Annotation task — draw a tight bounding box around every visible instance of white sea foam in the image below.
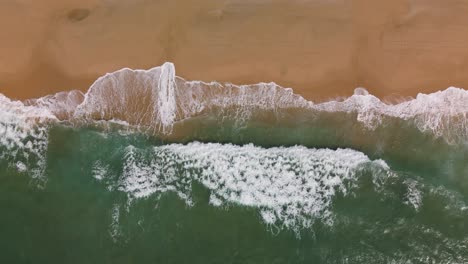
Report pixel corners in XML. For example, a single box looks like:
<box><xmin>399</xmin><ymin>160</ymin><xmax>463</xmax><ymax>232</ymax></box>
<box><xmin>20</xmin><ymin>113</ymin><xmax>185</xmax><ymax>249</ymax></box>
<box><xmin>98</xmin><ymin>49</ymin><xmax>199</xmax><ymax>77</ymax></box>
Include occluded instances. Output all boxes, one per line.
<box><xmin>118</xmin><ymin>145</ymin><xmax>193</xmax><ymax>204</ymax></box>
<box><xmin>73</xmin><ymin>62</ymin><xmax>310</xmax><ymax>133</ymax></box>
<box><xmin>92</xmin><ymin>161</ymin><xmax>108</xmax><ymax>181</ymax></box>
<box><xmin>156</xmin><ymin>62</ymin><xmax>177</xmax><ymax>133</ymax></box>
<box><xmin>25</xmin><ymin>90</ymin><xmax>84</xmax><ymax>120</ymax></box>
<box><xmin>109</xmin><ymin>204</ymin><xmax>122</xmax><ymax>242</ymax></box>
<box><xmin>102</xmin><ymin>142</ymin><xmax>391</xmax><ymax>231</ymax></box>
<box><xmin>316</xmin><ymin>87</ymin><xmax>468</xmax><ymax>144</ymax></box>
<box><xmin>0</xmin><ymin>94</ymin><xmax>56</xmax><ymax>179</ymax></box>
<box><xmin>404</xmin><ymin>179</ymin><xmax>423</xmax><ymax>211</ymax></box>
<box><xmin>68</xmin><ymin>62</ymin><xmax>467</xmax><ymax>143</ymax></box>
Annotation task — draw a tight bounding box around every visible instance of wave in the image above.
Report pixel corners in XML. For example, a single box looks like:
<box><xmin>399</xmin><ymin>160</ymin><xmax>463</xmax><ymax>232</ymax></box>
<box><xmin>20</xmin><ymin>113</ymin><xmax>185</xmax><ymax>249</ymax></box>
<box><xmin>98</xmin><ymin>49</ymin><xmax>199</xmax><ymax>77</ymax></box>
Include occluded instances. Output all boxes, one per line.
<box><xmin>316</xmin><ymin>87</ymin><xmax>468</xmax><ymax>144</ymax></box>
<box><xmin>71</xmin><ymin>63</ymin><xmax>310</xmax><ymax>135</ymax></box>
<box><xmin>92</xmin><ymin>142</ymin><xmax>392</xmax><ymax>232</ymax></box>
<box><xmin>9</xmin><ymin>62</ymin><xmax>466</xmax><ymax>144</ymax></box>
<box><xmin>0</xmin><ymin>63</ymin><xmax>466</xmax><ymax>262</ymax></box>
<box><xmin>0</xmin><ymin>62</ymin><xmax>467</xmax><ymax>179</ymax></box>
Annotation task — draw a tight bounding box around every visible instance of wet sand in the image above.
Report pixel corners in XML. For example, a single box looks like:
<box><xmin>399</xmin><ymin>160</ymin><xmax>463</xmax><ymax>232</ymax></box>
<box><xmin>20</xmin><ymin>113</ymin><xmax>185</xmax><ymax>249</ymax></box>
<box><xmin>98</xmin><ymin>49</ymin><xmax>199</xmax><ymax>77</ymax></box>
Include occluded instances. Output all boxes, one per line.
<box><xmin>1</xmin><ymin>0</ymin><xmax>468</xmax><ymax>101</ymax></box>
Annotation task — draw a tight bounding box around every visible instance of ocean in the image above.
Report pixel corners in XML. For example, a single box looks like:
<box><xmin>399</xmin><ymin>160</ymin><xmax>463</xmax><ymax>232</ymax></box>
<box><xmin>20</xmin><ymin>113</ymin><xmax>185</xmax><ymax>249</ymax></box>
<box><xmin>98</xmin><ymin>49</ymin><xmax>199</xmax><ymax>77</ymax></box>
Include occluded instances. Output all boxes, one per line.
<box><xmin>0</xmin><ymin>63</ymin><xmax>467</xmax><ymax>263</ymax></box>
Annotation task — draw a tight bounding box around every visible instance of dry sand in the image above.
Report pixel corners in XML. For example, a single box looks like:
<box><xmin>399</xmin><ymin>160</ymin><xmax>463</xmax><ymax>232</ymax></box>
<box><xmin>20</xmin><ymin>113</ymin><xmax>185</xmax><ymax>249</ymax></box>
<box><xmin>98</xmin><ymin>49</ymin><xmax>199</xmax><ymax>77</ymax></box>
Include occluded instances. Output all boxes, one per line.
<box><xmin>1</xmin><ymin>0</ymin><xmax>468</xmax><ymax>101</ymax></box>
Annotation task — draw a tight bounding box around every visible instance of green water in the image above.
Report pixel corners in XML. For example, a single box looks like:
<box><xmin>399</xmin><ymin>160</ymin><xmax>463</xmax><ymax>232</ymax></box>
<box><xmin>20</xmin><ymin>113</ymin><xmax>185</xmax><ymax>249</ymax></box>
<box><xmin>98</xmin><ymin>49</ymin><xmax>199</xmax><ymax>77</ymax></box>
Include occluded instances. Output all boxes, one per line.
<box><xmin>1</xmin><ymin>122</ymin><xmax>467</xmax><ymax>264</ymax></box>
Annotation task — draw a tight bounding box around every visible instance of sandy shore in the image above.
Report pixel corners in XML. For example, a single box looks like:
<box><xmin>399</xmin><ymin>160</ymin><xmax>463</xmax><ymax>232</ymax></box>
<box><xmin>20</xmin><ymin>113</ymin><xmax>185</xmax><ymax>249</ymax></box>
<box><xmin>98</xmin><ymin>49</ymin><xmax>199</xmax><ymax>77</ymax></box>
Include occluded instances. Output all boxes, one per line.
<box><xmin>1</xmin><ymin>0</ymin><xmax>468</xmax><ymax>101</ymax></box>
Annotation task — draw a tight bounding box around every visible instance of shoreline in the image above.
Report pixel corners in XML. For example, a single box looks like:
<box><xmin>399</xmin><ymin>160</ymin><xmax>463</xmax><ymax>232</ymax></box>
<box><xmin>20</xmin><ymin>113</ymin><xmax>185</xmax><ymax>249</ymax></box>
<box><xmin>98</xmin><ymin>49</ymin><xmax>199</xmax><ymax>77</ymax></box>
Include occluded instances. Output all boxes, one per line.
<box><xmin>3</xmin><ymin>60</ymin><xmax>467</xmax><ymax>104</ymax></box>
<box><xmin>3</xmin><ymin>63</ymin><xmax>466</xmax><ymax>105</ymax></box>
<box><xmin>3</xmin><ymin>0</ymin><xmax>468</xmax><ymax>101</ymax></box>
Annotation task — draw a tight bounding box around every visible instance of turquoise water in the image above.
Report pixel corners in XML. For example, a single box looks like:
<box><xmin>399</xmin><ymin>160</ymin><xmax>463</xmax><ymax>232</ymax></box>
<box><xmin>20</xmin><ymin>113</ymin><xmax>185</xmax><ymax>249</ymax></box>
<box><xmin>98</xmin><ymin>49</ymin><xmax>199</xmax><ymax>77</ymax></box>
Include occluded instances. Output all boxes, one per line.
<box><xmin>0</xmin><ymin>63</ymin><xmax>467</xmax><ymax>263</ymax></box>
<box><xmin>0</xmin><ymin>120</ymin><xmax>467</xmax><ymax>263</ymax></box>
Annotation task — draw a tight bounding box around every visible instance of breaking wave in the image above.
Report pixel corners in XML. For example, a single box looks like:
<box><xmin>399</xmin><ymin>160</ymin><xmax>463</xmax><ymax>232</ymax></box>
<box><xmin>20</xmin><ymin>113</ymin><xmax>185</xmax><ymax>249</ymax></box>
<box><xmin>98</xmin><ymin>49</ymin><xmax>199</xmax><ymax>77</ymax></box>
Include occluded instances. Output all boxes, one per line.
<box><xmin>92</xmin><ymin>142</ymin><xmax>393</xmax><ymax>232</ymax></box>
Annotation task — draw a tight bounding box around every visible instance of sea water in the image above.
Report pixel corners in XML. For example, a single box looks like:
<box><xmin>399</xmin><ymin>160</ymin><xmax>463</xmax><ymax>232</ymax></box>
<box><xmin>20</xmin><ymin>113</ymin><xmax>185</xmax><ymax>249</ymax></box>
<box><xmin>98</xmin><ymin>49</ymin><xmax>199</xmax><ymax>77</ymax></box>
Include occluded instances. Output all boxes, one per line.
<box><xmin>0</xmin><ymin>63</ymin><xmax>467</xmax><ymax>263</ymax></box>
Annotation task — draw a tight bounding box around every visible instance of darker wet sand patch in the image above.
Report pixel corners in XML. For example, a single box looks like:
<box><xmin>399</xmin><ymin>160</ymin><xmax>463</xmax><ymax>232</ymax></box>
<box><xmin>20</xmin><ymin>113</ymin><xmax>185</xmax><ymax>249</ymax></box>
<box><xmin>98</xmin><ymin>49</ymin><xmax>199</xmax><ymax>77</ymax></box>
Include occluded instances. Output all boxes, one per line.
<box><xmin>67</xmin><ymin>8</ymin><xmax>90</xmax><ymax>22</ymax></box>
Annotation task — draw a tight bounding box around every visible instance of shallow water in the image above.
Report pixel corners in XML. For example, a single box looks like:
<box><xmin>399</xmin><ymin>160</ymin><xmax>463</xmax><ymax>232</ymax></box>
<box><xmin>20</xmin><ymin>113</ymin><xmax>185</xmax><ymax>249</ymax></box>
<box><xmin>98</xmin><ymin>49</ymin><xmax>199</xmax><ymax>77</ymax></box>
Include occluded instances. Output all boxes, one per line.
<box><xmin>0</xmin><ymin>63</ymin><xmax>467</xmax><ymax>263</ymax></box>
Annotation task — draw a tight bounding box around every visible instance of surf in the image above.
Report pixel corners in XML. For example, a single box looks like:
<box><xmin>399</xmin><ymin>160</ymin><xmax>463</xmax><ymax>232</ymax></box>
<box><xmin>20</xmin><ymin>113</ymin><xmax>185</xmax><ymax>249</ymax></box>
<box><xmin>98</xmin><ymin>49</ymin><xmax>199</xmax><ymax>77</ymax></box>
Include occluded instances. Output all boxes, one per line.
<box><xmin>0</xmin><ymin>65</ymin><xmax>467</xmax><ymax>262</ymax></box>
<box><xmin>4</xmin><ymin>62</ymin><xmax>464</xmax><ymax>143</ymax></box>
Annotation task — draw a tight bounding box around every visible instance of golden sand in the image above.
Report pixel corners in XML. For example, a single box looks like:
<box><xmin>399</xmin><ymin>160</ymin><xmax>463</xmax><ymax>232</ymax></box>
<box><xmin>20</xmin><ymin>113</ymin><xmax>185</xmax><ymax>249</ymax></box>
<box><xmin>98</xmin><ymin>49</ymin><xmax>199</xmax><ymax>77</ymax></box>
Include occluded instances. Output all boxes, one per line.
<box><xmin>1</xmin><ymin>0</ymin><xmax>468</xmax><ymax>101</ymax></box>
